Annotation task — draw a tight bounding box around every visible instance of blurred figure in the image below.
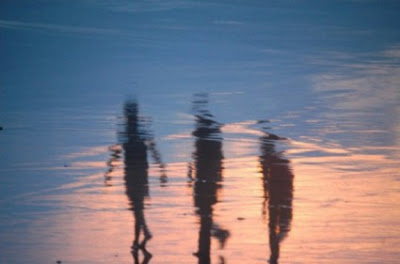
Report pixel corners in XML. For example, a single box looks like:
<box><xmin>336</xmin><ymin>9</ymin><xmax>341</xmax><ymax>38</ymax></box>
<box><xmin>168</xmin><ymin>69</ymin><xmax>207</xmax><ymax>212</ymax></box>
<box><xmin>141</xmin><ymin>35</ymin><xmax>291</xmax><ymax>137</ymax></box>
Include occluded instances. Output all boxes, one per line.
<box><xmin>259</xmin><ymin>132</ymin><xmax>294</xmax><ymax>264</ymax></box>
<box><xmin>121</xmin><ymin>100</ymin><xmax>152</xmax><ymax>264</ymax></box>
<box><xmin>191</xmin><ymin>93</ymin><xmax>229</xmax><ymax>264</ymax></box>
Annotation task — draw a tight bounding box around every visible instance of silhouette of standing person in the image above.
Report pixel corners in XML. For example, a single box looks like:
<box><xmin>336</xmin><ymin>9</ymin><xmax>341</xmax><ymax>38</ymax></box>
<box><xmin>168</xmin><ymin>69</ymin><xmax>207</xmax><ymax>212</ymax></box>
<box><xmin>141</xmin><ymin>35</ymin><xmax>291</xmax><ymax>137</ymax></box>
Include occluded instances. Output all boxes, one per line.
<box><xmin>190</xmin><ymin>93</ymin><xmax>229</xmax><ymax>264</ymax></box>
<box><xmin>122</xmin><ymin>100</ymin><xmax>152</xmax><ymax>264</ymax></box>
<box><xmin>259</xmin><ymin>132</ymin><xmax>294</xmax><ymax>264</ymax></box>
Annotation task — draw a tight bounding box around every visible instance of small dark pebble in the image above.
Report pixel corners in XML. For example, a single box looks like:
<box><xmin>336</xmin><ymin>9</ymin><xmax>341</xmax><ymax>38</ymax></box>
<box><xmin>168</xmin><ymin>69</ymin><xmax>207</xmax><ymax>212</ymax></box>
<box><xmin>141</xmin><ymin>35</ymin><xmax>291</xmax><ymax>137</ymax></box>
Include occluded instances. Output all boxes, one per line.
<box><xmin>0</xmin><ymin>126</ymin><xmax>3</xmax><ymax>130</ymax></box>
<box><xmin>56</xmin><ymin>261</ymin><xmax>62</xmax><ymax>264</ymax></box>
<box><xmin>64</xmin><ymin>164</ymin><xmax>69</xmax><ymax>167</ymax></box>
<box><xmin>237</xmin><ymin>217</ymin><xmax>245</xmax><ymax>221</ymax></box>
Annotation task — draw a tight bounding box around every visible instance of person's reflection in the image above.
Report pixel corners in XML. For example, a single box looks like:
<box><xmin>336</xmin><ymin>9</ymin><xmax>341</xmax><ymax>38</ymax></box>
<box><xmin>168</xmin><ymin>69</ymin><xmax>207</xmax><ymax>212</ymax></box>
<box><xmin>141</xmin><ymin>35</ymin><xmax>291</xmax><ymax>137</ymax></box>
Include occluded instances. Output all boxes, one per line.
<box><xmin>104</xmin><ymin>144</ymin><xmax>122</xmax><ymax>186</ymax></box>
<box><xmin>259</xmin><ymin>132</ymin><xmax>293</xmax><ymax>264</ymax></box>
<box><xmin>191</xmin><ymin>93</ymin><xmax>229</xmax><ymax>264</ymax></box>
<box><xmin>122</xmin><ymin>100</ymin><xmax>152</xmax><ymax>264</ymax></box>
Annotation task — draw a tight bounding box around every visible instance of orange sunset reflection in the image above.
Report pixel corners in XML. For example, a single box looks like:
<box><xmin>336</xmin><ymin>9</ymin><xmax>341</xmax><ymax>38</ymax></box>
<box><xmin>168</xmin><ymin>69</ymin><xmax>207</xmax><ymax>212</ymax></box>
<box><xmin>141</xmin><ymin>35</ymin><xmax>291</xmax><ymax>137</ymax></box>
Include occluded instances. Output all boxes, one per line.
<box><xmin>26</xmin><ymin>92</ymin><xmax>400</xmax><ymax>264</ymax></box>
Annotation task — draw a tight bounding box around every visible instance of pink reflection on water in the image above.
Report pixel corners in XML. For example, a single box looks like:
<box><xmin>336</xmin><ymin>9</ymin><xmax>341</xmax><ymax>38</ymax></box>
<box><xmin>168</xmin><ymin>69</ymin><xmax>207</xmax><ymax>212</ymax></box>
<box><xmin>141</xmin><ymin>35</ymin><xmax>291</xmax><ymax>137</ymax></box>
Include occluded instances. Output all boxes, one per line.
<box><xmin>25</xmin><ymin>134</ymin><xmax>400</xmax><ymax>263</ymax></box>
<box><xmin>20</xmin><ymin>94</ymin><xmax>400</xmax><ymax>264</ymax></box>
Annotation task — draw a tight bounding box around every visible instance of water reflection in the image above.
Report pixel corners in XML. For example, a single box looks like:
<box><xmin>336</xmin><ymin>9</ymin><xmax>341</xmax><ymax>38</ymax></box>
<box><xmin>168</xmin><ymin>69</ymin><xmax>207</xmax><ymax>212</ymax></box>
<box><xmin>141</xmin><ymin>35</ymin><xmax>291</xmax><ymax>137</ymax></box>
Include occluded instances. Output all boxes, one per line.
<box><xmin>259</xmin><ymin>131</ymin><xmax>294</xmax><ymax>264</ymax></box>
<box><xmin>191</xmin><ymin>93</ymin><xmax>229</xmax><ymax>264</ymax></box>
<box><xmin>121</xmin><ymin>100</ymin><xmax>152</xmax><ymax>264</ymax></box>
<box><xmin>104</xmin><ymin>144</ymin><xmax>122</xmax><ymax>186</ymax></box>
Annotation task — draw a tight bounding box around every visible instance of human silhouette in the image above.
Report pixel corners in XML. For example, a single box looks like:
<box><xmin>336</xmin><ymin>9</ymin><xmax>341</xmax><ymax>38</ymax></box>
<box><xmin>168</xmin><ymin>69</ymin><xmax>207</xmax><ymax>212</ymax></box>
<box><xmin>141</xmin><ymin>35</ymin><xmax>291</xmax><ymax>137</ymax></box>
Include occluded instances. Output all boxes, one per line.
<box><xmin>259</xmin><ymin>131</ymin><xmax>294</xmax><ymax>264</ymax></box>
<box><xmin>191</xmin><ymin>93</ymin><xmax>229</xmax><ymax>264</ymax></box>
<box><xmin>122</xmin><ymin>100</ymin><xmax>152</xmax><ymax>264</ymax></box>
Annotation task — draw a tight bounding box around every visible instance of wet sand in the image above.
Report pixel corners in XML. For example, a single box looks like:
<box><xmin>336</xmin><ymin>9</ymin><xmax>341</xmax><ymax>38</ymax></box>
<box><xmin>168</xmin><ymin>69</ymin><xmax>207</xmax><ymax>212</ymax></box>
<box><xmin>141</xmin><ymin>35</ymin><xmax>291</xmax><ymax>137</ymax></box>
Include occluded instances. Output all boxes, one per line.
<box><xmin>1</xmin><ymin>1</ymin><xmax>400</xmax><ymax>263</ymax></box>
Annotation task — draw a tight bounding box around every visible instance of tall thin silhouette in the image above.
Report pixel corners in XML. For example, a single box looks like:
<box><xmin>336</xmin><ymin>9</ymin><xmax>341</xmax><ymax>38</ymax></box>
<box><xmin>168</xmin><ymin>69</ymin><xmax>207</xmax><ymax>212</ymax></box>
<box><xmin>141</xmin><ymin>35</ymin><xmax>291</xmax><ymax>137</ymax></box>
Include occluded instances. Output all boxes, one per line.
<box><xmin>191</xmin><ymin>93</ymin><xmax>229</xmax><ymax>264</ymax></box>
<box><xmin>122</xmin><ymin>100</ymin><xmax>152</xmax><ymax>264</ymax></box>
<box><xmin>259</xmin><ymin>132</ymin><xmax>294</xmax><ymax>264</ymax></box>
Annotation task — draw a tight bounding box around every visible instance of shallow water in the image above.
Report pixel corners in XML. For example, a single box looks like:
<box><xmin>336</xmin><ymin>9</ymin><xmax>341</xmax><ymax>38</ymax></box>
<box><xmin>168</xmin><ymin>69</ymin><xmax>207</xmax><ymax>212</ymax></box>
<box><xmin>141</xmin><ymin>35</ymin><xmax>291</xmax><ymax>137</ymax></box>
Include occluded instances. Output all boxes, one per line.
<box><xmin>1</xmin><ymin>1</ymin><xmax>400</xmax><ymax>263</ymax></box>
